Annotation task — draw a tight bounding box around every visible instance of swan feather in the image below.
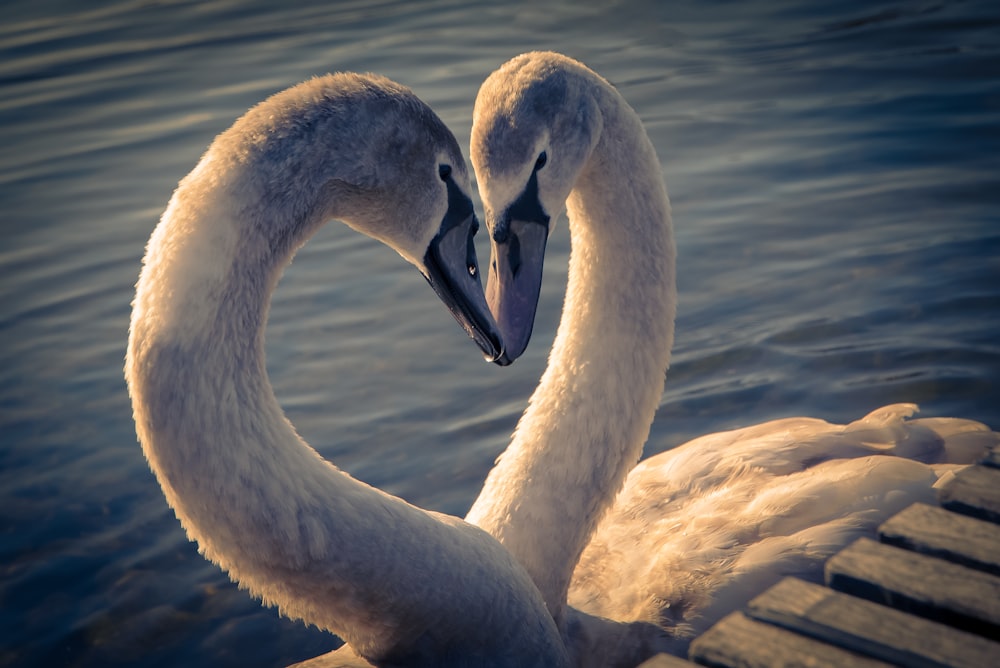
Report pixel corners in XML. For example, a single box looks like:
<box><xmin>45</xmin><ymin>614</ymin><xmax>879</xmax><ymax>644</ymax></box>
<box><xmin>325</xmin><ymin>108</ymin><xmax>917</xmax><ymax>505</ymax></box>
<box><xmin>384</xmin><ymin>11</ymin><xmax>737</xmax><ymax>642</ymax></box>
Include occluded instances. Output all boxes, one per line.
<box><xmin>468</xmin><ymin>52</ymin><xmax>999</xmax><ymax>664</ymax></box>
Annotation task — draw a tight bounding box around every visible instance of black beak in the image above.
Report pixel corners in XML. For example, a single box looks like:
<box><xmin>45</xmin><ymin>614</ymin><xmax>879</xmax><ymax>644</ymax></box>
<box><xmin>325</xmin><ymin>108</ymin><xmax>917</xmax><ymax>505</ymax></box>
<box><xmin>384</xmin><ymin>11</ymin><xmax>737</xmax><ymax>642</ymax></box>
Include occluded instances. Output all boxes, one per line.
<box><xmin>423</xmin><ymin>178</ymin><xmax>504</xmax><ymax>363</ymax></box>
<box><xmin>486</xmin><ymin>169</ymin><xmax>550</xmax><ymax>366</ymax></box>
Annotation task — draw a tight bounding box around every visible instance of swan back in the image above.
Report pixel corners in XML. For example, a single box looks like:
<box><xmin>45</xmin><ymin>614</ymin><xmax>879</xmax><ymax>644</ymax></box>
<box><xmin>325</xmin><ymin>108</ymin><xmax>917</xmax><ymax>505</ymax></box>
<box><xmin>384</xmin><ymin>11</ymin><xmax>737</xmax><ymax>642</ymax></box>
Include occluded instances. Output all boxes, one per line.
<box><xmin>569</xmin><ymin>404</ymin><xmax>998</xmax><ymax>646</ymax></box>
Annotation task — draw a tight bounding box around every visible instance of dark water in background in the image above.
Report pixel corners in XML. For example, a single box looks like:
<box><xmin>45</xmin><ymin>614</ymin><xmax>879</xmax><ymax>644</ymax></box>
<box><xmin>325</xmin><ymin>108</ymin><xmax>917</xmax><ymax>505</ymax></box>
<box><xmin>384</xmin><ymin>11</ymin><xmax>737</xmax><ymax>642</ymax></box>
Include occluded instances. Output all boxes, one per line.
<box><xmin>1</xmin><ymin>0</ymin><xmax>998</xmax><ymax>665</ymax></box>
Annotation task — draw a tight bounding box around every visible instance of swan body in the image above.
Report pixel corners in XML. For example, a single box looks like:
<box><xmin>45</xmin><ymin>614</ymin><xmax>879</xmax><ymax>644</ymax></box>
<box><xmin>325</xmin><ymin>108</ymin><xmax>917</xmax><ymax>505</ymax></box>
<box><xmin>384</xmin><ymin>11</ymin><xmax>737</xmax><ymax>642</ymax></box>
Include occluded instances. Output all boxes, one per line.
<box><xmin>570</xmin><ymin>404</ymin><xmax>992</xmax><ymax>645</ymax></box>
<box><xmin>467</xmin><ymin>52</ymin><xmax>998</xmax><ymax>663</ymax></box>
<box><xmin>126</xmin><ymin>73</ymin><xmax>569</xmax><ymax>667</ymax></box>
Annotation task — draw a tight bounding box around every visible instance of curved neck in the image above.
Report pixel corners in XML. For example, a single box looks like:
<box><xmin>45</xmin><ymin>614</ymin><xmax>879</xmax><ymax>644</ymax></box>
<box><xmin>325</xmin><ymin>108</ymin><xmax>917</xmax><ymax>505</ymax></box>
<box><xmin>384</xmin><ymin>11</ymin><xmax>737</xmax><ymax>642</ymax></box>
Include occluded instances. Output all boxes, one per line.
<box><xmin>468</xmin><ymin>83</ymin><xmax>676</xmax><ymax>623</ymax></box>
<box><xmin>126</xmin><ymin>182</ymin><xmax>567</xmax><ymax>665</ymax></box>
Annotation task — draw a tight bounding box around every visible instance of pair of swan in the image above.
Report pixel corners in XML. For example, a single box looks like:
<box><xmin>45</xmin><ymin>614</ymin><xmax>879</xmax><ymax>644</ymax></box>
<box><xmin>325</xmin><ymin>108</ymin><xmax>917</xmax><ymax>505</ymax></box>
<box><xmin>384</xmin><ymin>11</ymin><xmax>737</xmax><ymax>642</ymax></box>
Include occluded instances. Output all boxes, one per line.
<box><xmin>126</xmin><ymin>54</ymin><xmax>998</xmax><ymax>667</ymax></box>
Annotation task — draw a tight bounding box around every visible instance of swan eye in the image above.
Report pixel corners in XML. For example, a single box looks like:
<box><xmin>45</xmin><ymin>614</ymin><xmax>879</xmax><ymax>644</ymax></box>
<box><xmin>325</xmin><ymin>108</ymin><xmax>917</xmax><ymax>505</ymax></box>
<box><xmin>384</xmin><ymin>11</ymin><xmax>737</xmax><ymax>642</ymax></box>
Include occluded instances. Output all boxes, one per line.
<box><xmin>439</xmin><ymin>164</ymin><xmax>452</xmax><ymax>181</ymax></box>
<box><xmin>534</xmin><ymin>152</ymin><xmax>547</xmax><ymax>171</ymax></box>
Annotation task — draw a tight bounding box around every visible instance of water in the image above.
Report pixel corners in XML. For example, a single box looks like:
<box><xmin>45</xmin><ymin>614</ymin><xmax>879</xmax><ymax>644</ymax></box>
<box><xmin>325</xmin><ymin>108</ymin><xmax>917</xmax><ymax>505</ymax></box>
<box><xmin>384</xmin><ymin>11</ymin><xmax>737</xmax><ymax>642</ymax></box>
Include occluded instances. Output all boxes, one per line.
<box><xmin>1</xmin><ymin>0</ymin><xmax>998</xmax><ymax>665</ymax></box>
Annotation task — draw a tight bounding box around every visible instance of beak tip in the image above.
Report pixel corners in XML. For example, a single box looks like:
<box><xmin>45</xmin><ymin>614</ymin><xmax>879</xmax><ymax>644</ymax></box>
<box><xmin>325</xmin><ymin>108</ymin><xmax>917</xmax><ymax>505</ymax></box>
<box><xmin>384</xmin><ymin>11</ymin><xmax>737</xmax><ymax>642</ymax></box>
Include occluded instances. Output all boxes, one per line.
<box><xmin>489</xmin><ymin>350</ymin><xmax>515</xmax><ymax>366</ymax></box>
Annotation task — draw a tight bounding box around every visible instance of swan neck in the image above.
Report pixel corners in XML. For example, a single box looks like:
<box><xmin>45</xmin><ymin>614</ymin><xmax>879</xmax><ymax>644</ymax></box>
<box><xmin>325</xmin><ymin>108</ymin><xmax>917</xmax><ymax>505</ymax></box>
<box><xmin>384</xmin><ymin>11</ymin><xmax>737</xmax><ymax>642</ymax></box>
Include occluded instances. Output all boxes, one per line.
<box><xmin>126</xmin><ymin>187</ymin><xmax>568</xmax><ymax>663</ymax></box>
<box><xmin>127</xmin><ymin>188</ymin><xmax>362</xmax><ymax>630</ymax></box>
<box><xmin>469</xmin><ymin>80</ymin><xmax>676</xmax><ymax>623</ymax></box>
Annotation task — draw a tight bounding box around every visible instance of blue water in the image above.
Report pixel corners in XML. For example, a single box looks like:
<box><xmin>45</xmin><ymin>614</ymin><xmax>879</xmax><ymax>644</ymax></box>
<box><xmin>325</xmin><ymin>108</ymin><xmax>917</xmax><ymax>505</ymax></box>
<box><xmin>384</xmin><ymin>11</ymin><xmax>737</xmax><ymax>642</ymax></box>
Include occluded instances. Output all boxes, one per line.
<box><xmin>1</xmin><ymin>0</ymin><xmax>998</xmax><ymax>665</ymax></box>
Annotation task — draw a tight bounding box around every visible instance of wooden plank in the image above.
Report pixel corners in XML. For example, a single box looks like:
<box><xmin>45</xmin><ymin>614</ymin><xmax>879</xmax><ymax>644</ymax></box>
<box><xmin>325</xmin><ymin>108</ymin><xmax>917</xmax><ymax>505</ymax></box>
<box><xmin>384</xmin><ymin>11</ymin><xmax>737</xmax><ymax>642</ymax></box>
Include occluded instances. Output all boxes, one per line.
<box><xmin>689</xmin><ymin>611</ymin><xmax>892</xmax><ymax>668</ymax></box>
<box><xmin>746</xmin><ymin>577</ymin><xmax>1000</xmax><ymax>668</ymax></box>
<box><xmin>826</xmin><ymin>537</ymin><xmax>1000</xmax><ymax>639</ymax></box>
<box><xmin>879</xmin><ymin>502</ymin><xmax>1000</xmax><ymax>576</ymax></box>
<box><xmin>938</xmin><ymin>465</ymin><xmax>1000</xmax><ymax>524</ymax></box>
<box><xmin>636</xmin><ymin>653</ymin><xmax>700</xmax><ymax>668</ymax></box>
<box><xmin>289</xmin><ymin>646</ymin><xmax>373</xmax><ymax>667</ymax></box>
<box><xmin>293</xmin><ymin>644</ymin><xmax>703</xmax><ymax>668</ymax></box>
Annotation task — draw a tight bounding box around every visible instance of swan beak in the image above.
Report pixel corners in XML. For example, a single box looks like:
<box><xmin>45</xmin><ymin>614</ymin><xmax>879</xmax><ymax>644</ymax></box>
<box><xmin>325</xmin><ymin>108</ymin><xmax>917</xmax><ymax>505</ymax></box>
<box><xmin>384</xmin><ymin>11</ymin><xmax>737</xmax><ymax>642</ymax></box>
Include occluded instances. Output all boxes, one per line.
<box><xmin>486</xmin><ymin>172</ymin><xmax>550</xmax><ymax>366</ymax></box>
<box><xmin>423</xmin><ymin>183</ymin><xmax>505</xmax><ymax>363</ymax></box>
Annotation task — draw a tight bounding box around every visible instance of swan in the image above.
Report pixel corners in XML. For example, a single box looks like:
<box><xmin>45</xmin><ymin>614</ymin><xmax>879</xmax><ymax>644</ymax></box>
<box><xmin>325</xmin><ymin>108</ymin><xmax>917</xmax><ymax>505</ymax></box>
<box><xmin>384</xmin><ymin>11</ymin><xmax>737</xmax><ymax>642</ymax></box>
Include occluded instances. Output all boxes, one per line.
<box><xmin>465</xmin><ymin>51</ymin><xmax>998</xmax><ymax>663</ymax></box>
<box><xmin>124</xmin><ymin>73</ymin><xmax>572</xmax><ymax>667</ymax></box>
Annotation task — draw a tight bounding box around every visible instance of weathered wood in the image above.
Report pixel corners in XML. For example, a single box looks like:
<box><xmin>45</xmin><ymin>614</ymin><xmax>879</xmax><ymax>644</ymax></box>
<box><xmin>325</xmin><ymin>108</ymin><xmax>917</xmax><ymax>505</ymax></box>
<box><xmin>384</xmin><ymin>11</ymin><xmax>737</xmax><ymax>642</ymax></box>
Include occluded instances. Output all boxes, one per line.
<box><xmin>689</xmin><ymin>611</ymin><xmax>892</xmax><ymax>667</ymax></box>
<box><xmin>636</xmin><ymin>653</ymin><xmax>700</xmax><ymax>668</ymax></box>
<box><xmin>826</xmin><ymin>537</ymin><xmax>1000</xmax><ymax>639</ymax></box>
<box><xmin>747</xmin><ymin>576</ymin><xmax>1000</xmax><ymax>668</ymax></box>
<box><xmin>938</xmin><ymin>465</ymin><xmax>1000</xmax><ymax>524</ymax></box>
<box><xmin>879</xmin><ymin>502</ymin><xmax>1000</xmax><ymax>576</ymax></box>
<box><xmin>288</xmin><ymin>645</ymin><xmax>372</xmax><ymax>667</ymax></box>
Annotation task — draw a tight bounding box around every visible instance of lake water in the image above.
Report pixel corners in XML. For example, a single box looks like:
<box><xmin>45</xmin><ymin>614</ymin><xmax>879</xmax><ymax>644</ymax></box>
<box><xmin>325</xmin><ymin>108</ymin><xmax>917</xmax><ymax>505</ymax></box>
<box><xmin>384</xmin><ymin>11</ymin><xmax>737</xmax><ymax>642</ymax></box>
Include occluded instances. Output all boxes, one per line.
<box><xmin>2</xmin><ymin>0</ymin><xmax>998</xmax><ymax>665</ymax></box>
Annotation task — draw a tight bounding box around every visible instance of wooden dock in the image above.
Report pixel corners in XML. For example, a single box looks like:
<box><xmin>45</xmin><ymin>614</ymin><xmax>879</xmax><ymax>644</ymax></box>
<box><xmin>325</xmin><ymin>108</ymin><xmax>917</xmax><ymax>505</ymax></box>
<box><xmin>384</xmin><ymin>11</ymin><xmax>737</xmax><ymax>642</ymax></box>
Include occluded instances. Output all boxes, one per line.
<box><xmin>294</xmin><ymin>448</ymin><xmax>1000</xmax><ymax>667</ymax></box>
<box><xmin>646</xmin><ymin>446</ymin><xmax>1000</xmax><ymax>668</ymax></box>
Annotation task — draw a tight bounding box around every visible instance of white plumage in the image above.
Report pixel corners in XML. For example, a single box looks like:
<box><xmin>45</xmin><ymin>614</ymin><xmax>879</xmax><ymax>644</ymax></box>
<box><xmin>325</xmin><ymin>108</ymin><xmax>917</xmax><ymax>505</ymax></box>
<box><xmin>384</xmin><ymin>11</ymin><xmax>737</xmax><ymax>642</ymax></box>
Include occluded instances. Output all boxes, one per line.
<box><xmin>124</xmin><ymin>59</ymin><xmax>997</xmax><ymax>668</ymax></box>
<box><xmin>467</xmin><ymin>52</ymin><xmax>998</xmax><ymax>664</ymax></box>
<box><xmin>125</xmin><ymin>73</ymin><xmax>569</xmax><ymax>668</ymax></box>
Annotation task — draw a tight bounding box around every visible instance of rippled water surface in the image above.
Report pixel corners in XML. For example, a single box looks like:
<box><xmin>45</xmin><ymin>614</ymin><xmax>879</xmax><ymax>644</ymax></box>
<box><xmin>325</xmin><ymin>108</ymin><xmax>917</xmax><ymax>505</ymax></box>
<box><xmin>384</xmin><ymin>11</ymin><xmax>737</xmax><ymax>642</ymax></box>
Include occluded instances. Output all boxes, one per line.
<box><xmin>2</xmin><ymin>1</ymin><xmax>998</xmax><ymax>665</ymax></box>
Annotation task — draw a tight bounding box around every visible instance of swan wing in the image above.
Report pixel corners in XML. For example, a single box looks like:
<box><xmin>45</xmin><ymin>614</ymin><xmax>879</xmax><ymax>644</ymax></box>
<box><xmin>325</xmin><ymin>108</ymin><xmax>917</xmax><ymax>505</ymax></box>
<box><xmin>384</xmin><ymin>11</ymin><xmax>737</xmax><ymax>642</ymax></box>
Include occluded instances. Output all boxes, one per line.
<box><xmin>569</xmin><ymin>404</ymin><xmax>998</xmax><ymax>645</ymax></box>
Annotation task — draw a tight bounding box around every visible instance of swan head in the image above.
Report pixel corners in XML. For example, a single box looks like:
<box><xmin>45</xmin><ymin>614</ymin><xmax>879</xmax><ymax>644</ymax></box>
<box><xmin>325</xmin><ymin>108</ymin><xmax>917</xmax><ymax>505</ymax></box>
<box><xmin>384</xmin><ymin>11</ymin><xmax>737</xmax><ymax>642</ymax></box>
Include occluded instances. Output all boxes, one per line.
<box><xmin>202</xmin><ymin>73</ymin><xmax>504</xmax><ymax>361</ymax></box>
<box><xmin>470</xmin><ymin>53</ymin><xmax>603</xmax><ymax>364</ymax></box>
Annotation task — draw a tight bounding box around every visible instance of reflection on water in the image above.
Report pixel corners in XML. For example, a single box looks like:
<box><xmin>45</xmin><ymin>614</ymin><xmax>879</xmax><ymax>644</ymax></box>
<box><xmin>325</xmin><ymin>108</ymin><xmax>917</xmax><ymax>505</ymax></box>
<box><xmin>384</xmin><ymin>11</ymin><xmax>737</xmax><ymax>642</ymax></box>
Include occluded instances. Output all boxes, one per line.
<box><xmin>1</xmin><ymin>0</ymin><xmax>998</xmax><ymax>665</ymax></box>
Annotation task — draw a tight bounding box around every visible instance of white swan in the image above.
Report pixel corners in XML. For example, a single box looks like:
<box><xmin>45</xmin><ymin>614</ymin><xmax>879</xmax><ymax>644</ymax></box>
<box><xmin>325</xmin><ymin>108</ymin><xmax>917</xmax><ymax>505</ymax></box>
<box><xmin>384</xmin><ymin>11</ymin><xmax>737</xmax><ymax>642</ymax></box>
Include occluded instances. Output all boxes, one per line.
<box><xmin>466</xmin><ymin>52</ymin><xmax>998</xmax><ymax>664</ymax></box>
<box><xmin>124</xmin><ymin>73</ymin><xmax>572</xmax><ymax>667</ymax></box>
